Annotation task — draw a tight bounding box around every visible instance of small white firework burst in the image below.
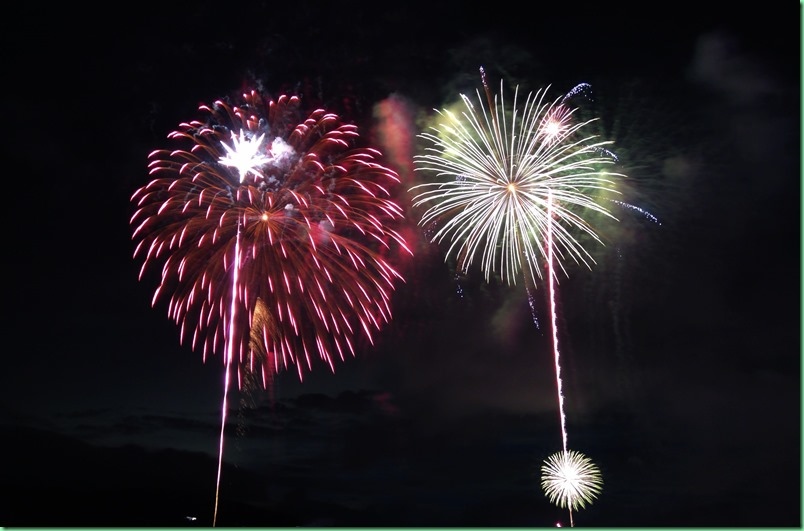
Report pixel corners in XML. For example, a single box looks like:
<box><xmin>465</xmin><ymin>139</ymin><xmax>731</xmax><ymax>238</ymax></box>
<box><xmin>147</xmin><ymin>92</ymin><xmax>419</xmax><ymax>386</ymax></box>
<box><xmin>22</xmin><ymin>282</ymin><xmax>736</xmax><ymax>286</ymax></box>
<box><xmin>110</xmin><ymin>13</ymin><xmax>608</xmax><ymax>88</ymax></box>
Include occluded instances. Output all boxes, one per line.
<box><xmin>541</xmin><ymin>449</ymin><xmax>603</xmax><ymax>511</ymax></box>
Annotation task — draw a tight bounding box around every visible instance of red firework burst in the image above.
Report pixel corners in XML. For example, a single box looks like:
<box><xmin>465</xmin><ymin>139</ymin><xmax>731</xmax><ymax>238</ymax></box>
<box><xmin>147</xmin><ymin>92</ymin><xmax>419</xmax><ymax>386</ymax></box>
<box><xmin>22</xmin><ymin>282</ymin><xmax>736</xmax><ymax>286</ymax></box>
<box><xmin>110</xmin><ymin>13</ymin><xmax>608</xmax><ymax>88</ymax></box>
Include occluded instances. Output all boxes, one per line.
<box><xmin>130</xmin><ymin>89</ymin><xmax>412</xmax><ymax>386</ymax></box>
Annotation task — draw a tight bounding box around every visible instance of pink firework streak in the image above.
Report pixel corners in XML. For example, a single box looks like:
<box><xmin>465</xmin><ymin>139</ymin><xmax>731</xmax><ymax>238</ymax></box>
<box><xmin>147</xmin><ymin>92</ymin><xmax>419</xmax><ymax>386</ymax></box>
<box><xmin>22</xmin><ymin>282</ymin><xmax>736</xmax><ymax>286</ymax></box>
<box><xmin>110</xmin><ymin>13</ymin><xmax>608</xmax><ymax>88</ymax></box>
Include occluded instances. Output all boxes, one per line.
<box><xmin>547</xmin><ymin>191</ymin><xmax>568</xmax><ymax>455</ymax></box>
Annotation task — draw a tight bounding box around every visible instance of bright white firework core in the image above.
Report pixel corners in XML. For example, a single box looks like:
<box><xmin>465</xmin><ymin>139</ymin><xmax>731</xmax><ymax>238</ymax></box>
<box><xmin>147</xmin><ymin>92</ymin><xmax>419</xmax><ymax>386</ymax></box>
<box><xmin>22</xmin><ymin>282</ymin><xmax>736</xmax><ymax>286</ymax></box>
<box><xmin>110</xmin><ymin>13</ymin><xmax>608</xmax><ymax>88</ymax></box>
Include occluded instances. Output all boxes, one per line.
<box><xmin>219</xmin><ymin>129</ymin><xmax>271</xmax><ymax>182</ymax></box>
<box><xmin>541</xmin><ymin>449</ymin><xmax>603</xmax><ymax>513</ymax></box>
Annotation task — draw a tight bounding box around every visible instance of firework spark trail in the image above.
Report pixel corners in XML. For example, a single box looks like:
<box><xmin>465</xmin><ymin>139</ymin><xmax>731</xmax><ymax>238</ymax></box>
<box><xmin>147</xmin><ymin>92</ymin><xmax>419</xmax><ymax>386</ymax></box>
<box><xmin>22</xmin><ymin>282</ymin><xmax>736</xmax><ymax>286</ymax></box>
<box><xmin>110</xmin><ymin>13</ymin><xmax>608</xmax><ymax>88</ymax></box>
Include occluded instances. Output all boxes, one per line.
<box><xmin>213</xmin><ymin>224</ymin><xmax>241</xmax><ymax>527</ymax></box>
<box><xmin>611</xmin><ymin>199</ymin><xmax>661</xmax><ymax>224</ymax></box>
<box><xmin>547</xmin><ymin>191</ymin><xmax>568</xmax><ymax>455</ymax></box>
<box><xmin>131</xmin><ymin>89</ymin><xmax>411</xmax><ymax>525</ymax></box>
<box><xmin>212</xmin><ymin>127</ymin><xmax>264</xmax><ymax>526</ymax></box>
<box><xmin>212</xmin><ymin>193</ymin><xmax>249</xmax><ymax>525</ymax></box>
<box><xmin>525</xmin><ymin>284</ymin><xmax>540</xmax><ymax>330</ymax></box>
<box><xmin>548</xmin><ymin>192</ymin><xmax>575</xmax><ymax>527</ymax></box>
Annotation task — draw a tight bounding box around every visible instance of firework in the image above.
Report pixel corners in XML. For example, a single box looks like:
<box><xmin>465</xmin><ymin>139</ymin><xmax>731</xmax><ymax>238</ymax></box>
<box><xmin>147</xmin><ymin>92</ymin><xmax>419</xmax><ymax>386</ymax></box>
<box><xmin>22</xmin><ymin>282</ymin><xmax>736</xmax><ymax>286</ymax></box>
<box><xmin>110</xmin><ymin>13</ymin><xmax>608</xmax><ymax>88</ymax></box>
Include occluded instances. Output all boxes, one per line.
<box><xmin>411</xmin><ymin>68</ymin><xmax>618</xmax><ymax>525</ymax></box>
<box><xmin>130</xmin><ymin>89</ymin><xmax>411</xmax><ymax>524</ymax></box>
<box><xmin>410</xmin><ymin>68</ymin><xmax>622</xmax><ymax>287</ymax></box>
<box><xmin>131</xmin><ymin>89</ymin><xmax>411</xmax><ymax>382</ymax></box>
<box><xmin>541</xmin><ymin>449</ymin><xmax>603</xmax><ymax>513</ymax></box>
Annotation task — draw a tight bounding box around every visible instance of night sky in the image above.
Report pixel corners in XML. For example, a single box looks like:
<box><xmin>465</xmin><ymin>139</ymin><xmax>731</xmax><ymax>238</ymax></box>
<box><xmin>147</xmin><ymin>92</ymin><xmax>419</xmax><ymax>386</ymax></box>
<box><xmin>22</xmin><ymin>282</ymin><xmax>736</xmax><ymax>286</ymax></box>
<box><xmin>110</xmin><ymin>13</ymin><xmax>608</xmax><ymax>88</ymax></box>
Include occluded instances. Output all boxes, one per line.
<box><xmin>2</xmin><ymin>2</ymin><xmax>800</xmax><ymax>527</ymax></box>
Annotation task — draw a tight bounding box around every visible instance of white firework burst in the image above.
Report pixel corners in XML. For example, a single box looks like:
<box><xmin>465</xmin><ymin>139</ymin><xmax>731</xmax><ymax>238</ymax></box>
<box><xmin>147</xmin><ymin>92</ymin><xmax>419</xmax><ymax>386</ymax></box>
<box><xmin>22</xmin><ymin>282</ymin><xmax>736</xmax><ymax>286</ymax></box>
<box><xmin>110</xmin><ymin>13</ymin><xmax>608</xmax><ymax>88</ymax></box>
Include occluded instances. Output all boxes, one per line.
<box><xmin>541</xmin><ymin>449</ymin><xmax>603</xmax><ymax>512</ymax></box>
<box><xmin>410</xmin><ymin>68</ymin><xmax>623</xmax><ymax>287</ymax></box>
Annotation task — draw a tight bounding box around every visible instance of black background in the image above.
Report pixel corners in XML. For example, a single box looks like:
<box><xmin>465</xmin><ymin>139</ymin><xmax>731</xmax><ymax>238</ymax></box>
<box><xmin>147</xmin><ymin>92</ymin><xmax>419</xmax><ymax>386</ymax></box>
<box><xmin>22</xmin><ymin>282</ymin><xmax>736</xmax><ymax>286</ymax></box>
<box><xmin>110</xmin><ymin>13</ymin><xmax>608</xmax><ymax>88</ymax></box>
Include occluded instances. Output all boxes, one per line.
<box><xmin>2</xmin><ymin>2</ymin><xmax>800</xmax><ymax>527</ymax></box>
